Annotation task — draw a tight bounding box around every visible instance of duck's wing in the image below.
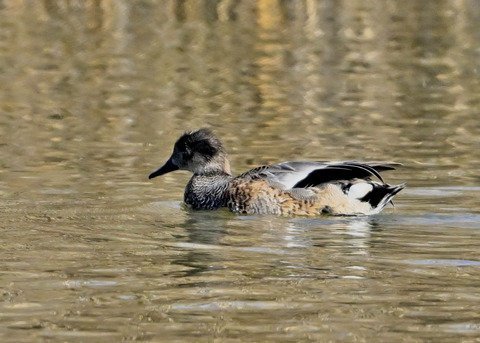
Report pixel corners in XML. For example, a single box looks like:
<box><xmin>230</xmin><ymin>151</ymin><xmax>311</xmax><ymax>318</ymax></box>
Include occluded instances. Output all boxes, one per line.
<box><xmin>239</xmin><ymin>161</ymin><xmax>400</xmax><ymax>190</ymax></box>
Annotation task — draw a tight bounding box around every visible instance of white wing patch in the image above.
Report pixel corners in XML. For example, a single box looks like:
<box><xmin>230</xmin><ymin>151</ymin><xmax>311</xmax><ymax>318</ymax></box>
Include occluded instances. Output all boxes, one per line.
<box><xmin>347</xmin><ymin>182</ymin><xmax>373</xmax><ymax>200</ymax></box>
<box><xmin>271</xmin><ymin>162</ymin><xmax>328</xmax><ymax>189</ymax></box>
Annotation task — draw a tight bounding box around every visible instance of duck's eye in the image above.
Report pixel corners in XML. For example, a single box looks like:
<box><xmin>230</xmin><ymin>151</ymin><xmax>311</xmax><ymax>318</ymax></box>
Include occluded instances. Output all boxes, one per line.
<box><xmin>192</xmin><ymin>140</ymin><xmax>216</xmax><ymax>158</ymax></box>
<box><xmin>182</xmin><ymin>148</ymin><xmax>193</xmax><ymax>159</ymax></box>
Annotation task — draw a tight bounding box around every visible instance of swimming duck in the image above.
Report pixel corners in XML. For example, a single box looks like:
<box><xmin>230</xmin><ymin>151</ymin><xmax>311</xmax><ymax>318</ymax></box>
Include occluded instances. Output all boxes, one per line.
<box><xmin>149</xmin><ymin>129</ymin><xmax>405</xmax><ymax>216</ymax></box>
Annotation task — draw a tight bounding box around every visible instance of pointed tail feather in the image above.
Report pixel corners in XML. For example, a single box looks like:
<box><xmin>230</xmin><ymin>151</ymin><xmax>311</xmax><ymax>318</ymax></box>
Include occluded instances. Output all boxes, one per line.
<box><xmin>361</xmin><ymin>183</ymin><xmax>406</xmax><ymax>214</ymax></box>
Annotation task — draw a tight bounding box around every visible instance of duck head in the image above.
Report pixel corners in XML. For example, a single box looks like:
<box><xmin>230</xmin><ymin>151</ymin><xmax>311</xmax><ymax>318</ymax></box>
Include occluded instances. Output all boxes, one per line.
<box><xmin>149</xmin><ymin>128</ymin><xmax>232</xmax><ymax>179</ymax></box>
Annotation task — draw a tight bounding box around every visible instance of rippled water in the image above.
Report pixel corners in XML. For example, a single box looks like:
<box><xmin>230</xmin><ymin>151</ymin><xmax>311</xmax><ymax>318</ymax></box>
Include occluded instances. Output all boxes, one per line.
<box><xmin>1</xmin><ymin>1</ymin><xmax>480</xmax><ymax>342</ymax></box>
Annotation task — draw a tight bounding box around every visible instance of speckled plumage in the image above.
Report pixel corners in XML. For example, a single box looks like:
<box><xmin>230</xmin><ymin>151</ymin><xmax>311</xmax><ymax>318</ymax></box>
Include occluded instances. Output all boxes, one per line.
<box><xmin>149</xmin><ymin>129</ymin><xmax>405</xmax><ymax>216</ymax></box>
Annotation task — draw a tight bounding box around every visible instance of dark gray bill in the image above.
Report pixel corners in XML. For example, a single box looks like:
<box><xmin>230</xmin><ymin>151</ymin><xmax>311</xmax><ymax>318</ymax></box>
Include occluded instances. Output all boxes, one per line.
<box><xmin>148</xmin><ymin>158</ymin><xmax>179</xmax><ymax>179</ymax></box>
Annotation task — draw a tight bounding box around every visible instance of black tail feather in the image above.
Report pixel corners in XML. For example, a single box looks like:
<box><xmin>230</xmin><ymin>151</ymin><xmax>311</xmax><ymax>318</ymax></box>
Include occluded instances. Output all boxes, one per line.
<box><xmin>362</xmin><ymin>183</ymin><xmax>406</xmax><ymax>209</ymax></box>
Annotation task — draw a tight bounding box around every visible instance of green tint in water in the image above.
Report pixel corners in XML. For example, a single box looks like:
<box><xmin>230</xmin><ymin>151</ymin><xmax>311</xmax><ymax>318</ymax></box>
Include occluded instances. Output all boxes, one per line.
<box><xmin>1</xmin><ymin>1</ymin><xmax>480</xmax><ymax>342</ymax></box>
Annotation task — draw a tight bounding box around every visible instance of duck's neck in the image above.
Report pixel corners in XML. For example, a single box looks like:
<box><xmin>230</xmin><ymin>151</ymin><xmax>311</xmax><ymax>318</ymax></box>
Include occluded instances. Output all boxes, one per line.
<box><xmin>201</xmin><ymin>157</ymin><xmax>232</xmax><ymax>176</ymax></box>
<box><xmin>184</xmin><ymin>173</ymin><xmax>232</xmax><ymax>210</ymax></box>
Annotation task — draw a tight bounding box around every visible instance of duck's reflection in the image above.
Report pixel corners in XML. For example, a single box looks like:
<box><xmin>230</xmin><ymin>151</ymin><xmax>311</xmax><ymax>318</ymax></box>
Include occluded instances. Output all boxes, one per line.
<box><xmin>166</xmin><ymin>207</ymin><xmax>381</xmax><ymax>280</ymax></box>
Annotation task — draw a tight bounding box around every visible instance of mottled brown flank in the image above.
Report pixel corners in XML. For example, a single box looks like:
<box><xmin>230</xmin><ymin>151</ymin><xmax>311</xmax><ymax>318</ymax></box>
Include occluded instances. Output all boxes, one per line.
<box><xmin>226</xmin><ymin>179</ymin><xmax>370</xmax><ymax>216</ymax></box>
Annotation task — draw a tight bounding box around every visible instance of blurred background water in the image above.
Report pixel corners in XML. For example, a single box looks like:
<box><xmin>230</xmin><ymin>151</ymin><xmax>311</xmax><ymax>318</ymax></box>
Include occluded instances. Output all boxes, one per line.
<box><xmin>1</xmin><ymin>0</ymin><xmax>480</xmax><ymax>342</ymax></box>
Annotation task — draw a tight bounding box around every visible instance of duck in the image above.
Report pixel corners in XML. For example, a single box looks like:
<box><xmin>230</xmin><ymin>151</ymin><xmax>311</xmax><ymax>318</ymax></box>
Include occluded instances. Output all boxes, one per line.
<box><xmin>148</xmin><ymin>128</ymin><xmax>405</xmax><ymax>216</ymax></box>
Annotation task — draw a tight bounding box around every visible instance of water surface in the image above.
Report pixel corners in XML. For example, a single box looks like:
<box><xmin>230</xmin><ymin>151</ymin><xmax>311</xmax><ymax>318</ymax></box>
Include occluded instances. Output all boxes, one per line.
<box><xmin>1</xmin><ymin>1</ymin><xmax>480</xmax><ymax>342</ymax></box>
